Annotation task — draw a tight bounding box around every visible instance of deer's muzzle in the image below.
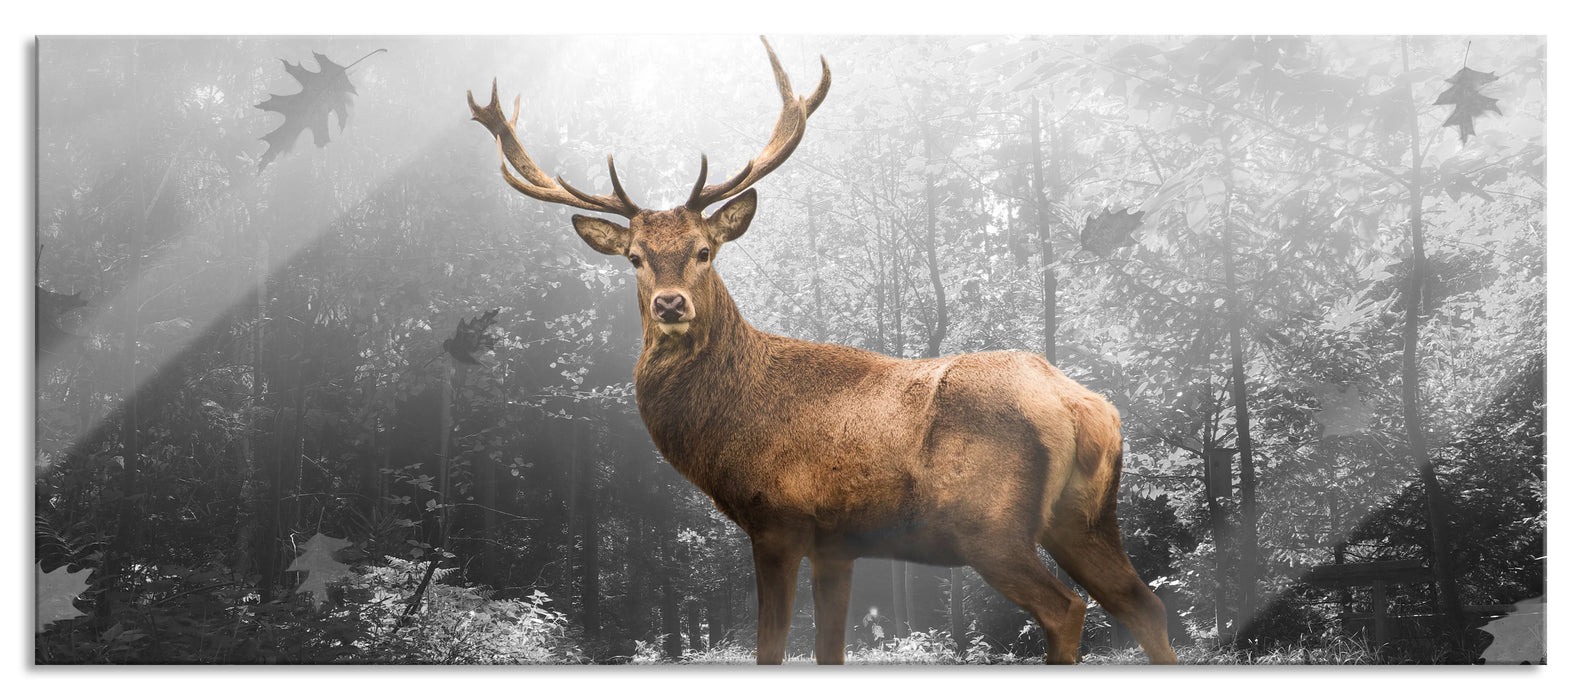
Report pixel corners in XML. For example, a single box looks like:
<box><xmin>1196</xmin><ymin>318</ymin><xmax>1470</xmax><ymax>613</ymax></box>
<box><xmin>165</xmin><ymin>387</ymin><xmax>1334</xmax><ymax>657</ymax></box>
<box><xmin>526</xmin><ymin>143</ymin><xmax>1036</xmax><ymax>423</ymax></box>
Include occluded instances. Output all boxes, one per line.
<box><xmin>653</xmin><ymin>292</ymin><xmax>692</xmax><ymax>324</ymax></box>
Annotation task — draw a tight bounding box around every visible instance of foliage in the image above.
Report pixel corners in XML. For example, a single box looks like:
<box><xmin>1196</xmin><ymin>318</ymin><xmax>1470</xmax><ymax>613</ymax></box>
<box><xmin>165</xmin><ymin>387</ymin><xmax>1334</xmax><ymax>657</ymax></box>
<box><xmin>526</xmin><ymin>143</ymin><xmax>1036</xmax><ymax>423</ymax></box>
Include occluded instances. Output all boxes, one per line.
<box><xmin>33</xmin><ymin>556</ymin><xmax>580</xmax><ymax>664</ymax></box>
<box><xmin>628</xmin><ymin>633</ymin><xmax>1388</xmax><ymax>665</ymax></box>
<box><xmin>1083</xmin><ymin>633</ymin><xmax>1383</xmax><ymax>665</ymax></box>
<box><xmin>35</xmin><ymin>35</ymin><xmax>1543</xmax><ymax>665</ymax></box>
<box><xmin>350</xmin><ymin>557</ymin><xmax>582</xmax><ymax>664</ymax></box>
<box><xmin>35</xmin><ymin>563</ymin><xmax>366</xmax><ymax>663</ymax></box>
<box><xmin>850</xmin><ymin>629</ymin><xmax>988</xmax><ymax>665</ymax></box>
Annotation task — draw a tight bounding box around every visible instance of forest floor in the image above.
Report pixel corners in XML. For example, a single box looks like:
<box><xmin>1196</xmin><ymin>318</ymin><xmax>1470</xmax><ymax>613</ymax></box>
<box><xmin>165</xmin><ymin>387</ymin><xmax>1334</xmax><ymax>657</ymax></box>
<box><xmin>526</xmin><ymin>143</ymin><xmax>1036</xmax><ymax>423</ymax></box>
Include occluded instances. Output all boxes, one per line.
<box><xmin>636</xmin><ymin>641</ymin><xmax>1386</xmax><ymax>665</ymax></box>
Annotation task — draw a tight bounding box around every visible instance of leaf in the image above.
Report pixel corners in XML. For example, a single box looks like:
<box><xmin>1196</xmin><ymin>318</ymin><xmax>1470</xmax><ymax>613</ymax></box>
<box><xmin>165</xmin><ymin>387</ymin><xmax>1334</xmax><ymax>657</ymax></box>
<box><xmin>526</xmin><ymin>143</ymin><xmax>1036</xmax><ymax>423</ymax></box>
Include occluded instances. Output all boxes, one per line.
<box><xmin>255</xmin><ymin>50</ymin><xmax>383</xmax><ymax>171</ymax></box>
<box><xmin>36</xmin><ymin>562</ymin><xmax>92</xmax><ymax>632</ymax></box>
<box><xmin>1434</xmin><ymin>66</ymin><xmax>1502</xmax><ymax>145</ymax></box>
<box><xmin>35</xmin><ymin>286</ymin><xmax>88</xmax><ymax>354</ymax></box>
<box><xmin>1079</xmin><ymin>206</ymin><xmax>1145</xmax><ymax>254</ymax></box>
<box><xmin>443</xmin><ymin>308</ymin><xmax>502</xmax><ymax>365</ymax></box>
<box><xmin>285</xmin><ymin>532</ymin><xmax>354</xmax><ymax>608</ymax></box>
<box><xmin>1479</xmin><ymin>596</ymin><xmax>1544</xmax><ymax>664</ymax></box>
<box><xmin>36</xmin><ymin>286</ymin><xmax>87</xmax><ymax>319</ymax></box>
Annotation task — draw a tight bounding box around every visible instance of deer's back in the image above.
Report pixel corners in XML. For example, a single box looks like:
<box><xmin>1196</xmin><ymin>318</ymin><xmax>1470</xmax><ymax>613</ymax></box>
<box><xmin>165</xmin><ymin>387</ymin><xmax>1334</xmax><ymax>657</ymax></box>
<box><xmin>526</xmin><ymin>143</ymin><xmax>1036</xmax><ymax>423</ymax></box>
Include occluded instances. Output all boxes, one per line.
<box><xmin>680</xmin><ymin>338</ymin><xmax>1119</xmax><ymax>560</ymax></box>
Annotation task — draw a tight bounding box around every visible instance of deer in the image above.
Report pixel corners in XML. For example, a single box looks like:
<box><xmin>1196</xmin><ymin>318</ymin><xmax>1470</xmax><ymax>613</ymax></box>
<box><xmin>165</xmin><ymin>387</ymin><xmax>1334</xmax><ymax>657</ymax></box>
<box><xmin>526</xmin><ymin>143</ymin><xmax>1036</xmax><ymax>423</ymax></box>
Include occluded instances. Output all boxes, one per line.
<box><xmin>467</xmin><ymin>37</ymin><xmax>1177</xmax><ymax>666</ymax></box>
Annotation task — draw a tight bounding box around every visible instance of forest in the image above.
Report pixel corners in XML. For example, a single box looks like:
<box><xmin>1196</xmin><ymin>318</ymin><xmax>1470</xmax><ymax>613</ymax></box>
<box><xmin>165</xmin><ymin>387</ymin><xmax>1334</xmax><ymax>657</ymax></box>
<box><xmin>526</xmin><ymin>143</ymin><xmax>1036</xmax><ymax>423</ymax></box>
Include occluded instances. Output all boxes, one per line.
<box><xmin>33</xmin><ymin>35</ymin><xmax>1545</xmax><ymax>665</ymax></box>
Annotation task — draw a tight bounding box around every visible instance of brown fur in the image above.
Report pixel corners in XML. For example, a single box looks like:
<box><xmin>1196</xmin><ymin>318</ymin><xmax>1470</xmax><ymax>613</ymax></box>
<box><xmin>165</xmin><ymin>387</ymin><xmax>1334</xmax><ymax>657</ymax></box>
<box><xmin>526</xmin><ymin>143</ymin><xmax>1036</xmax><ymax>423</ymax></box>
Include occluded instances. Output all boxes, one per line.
<box><xmin>571</xmin><ymin>205</ymin><xmax>1178</xmax><ymax>665</ymax></box>
<box><xmin>471</xmin><ymin>39</ymin><xmax>1174</xmax><ymax>664</ymax></box>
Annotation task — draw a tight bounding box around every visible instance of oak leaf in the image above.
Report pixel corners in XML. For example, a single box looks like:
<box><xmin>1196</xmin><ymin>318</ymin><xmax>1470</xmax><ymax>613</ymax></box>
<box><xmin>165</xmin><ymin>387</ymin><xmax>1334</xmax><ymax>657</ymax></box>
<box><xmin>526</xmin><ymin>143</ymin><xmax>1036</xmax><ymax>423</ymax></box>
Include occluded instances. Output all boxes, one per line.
<box><xmin>1434</xmin><ymin>66</ymin><xmax>1502</xmax><ymax>145</ymax></box>
<box><xmin>36</xmin><ymin>563</ymin><xmax>92</xmax><ymax>632</ymax></box>
<box><xmin>286</xmin><ymin>533</ymin><xmax>355</xmax><ymax>608</ymax></box>
<box><xmin>255</xmin><ymin>50</ymin><xmax>383</xmax><ymax>171</ymax></box>
<box><xmin>36</xmin><ymin>286</ymin><xmax>88</xmax><ymax>355</ymax></box>
<box><xmin>1079</xmin><ymin>206</ymin><xmax>1145</xmax><ymax>254</ymax></box>
<box><xmin>443</xmin><ymin>308</ymin><xmax>501</xmax><ymax>365</ymax></box>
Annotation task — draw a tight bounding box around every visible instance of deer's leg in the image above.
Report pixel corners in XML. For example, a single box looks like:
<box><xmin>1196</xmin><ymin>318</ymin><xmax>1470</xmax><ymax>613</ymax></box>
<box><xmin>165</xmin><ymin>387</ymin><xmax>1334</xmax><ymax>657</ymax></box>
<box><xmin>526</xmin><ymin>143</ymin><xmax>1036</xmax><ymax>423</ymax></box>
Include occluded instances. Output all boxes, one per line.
<box><xmin>751</xmin><ymin>537</ymin><xmax>803</xmax><ymax>664</ymax></box>
<box><xmin>811</xmin><ymin>557</ymin><xmax>853</xmax><ymax>664</ymax></box>
<box><xmin>1045</xmin><ymin>517</ymin><xmax>1178</xmax><ymax>665</ymax></box>
<box><xmin>968</xmin><ymin>546</ymin><xmax>1086</xmax><ymax>664</ymax></box>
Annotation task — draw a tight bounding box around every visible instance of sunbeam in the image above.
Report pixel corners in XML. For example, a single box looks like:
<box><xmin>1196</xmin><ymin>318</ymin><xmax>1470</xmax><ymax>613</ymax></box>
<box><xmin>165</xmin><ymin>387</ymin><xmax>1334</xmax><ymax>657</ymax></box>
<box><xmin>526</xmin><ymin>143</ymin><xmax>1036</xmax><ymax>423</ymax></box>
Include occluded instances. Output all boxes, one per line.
<box><xmin>34</xmin><ymin>34</ymin><xmax>1545</xmax><ymax>667</ymax></box>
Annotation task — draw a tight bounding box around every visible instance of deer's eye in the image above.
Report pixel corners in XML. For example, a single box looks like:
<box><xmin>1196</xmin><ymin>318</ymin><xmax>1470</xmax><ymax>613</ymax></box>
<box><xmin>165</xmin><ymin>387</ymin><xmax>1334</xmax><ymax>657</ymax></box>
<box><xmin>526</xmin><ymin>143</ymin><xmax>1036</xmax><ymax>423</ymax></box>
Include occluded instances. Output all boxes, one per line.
<box><xmin>697</xmin><ymin>247</ymin><xmax>711</xmax><ymax>262</ymax></box>
<box><xmin>628</xmin><ymin>254</ymin><xmax>642</xmax><ymax>268</ymax></box>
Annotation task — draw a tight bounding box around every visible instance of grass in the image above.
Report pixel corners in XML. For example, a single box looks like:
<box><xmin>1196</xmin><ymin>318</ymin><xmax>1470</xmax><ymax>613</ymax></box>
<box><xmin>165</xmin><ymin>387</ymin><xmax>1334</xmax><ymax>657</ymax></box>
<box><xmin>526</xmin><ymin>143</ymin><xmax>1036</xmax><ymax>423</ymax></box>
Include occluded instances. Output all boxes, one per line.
<box><xmin>632</xmin><ymin>635</ymin><xmax>1387</xmax><ymax>665</ymax></box>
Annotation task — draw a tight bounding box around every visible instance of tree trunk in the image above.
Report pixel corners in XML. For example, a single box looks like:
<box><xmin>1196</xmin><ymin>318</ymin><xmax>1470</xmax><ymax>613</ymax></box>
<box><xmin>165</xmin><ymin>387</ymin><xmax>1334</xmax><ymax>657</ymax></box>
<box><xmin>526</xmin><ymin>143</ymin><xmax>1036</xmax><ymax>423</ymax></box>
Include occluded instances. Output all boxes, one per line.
<box><xmin>660</xmin><ymin>483</ymin><xmax>682</xmax><ymax>659</ymax></box>
<box><xmin>686</xmin><ymin>600</ymin><xmax>703</xmax><ymax>652</ymax></box>
<box><xmin>288</xmin><ymin>345</ymin><xmax>307</xmax><ymax>534</ymax></box>
<box><xmin>437</xmin><ymin>362</ymin><xmax>461</xmax><ymax>547</ymax></box>
<box><xmin>561</xmin><ymin>418</ymin><xmax>579</xmax><ymax>610</ymax></box>
<box><xmin>806</xmin><ymin>193</ymin><xmax>826</xmax><ymax>342</ymax></box>
<box><xmin>708</xmin><ymin>592</ymin><xmax>725</xmax><ymax>649</ymax></box>
<box><xmin>103</xmin><ymin>212</ymin><xmax>142</xmax><ymax>617</ymax></box>
<box><xmin>1029</xmin><ymin>99</ymin><xmax>1079</xmax><ymax>590</ymax></box>
<box><xmin>234</xmin><ymin>197</ymin><xmax>269</xmax><ymax>580</ymax></box>
<box><xmin>255</xmin><ymin>154</ymin><xmax>312</xmax><ymax>600</ymax></box>
<box><xmin>891</xmin><ymin>217</ymin><xmax>904</xmax><ymax>359</ymax></box>
<box><xmin>573</xmin><ymin>422</ymin><xmax>600</xmax><ymax>658</ymax></box>
<box><xmin>261</xmin><ymin>404</ymin><xmax>287</xmax><ymax>599</ymax></box>
<box><xmin>923</xmin><ymin>128</ymin><xmax>948</xmax><ymax>358</ymax></box>
<box><xmin>950</xmin><ymin>567</ymin><xmax>966</xmax><ymax>654</ymax></box>
<box><xmin>872</xmin><ymin>202</ymin><xmax>887</xmax><ymax>354</ymax></box>
<box><xmin>101</xmin><ymin>41</ymin><xmax>150</xmax><ymax>614</ymax></box>
<box><xmin>923</xmin><ymin>126</ymin><xmax>966</xmax><ymax>653</ymax></box>
<box><xmin>1217</xmin><ymin>156</ymin><xmax>1260</xmax><ymax>639</ymax></box>
<box><xmin>891</xmin><ymin>560</ymin><xmax>910</xmax><ymax>638</ymax></box>
<box><xmin>1030</xmin><ymin>99</ymin><xmax>1058</xmax><ymax>367</ymax></box>
<box><xmin>1400</xmin><ymin>38</ymin><xmax>1466</xmax><ymax>642</ymax></box>
<box><xmin>905</xmin><ymin>563</ymin><xmax>918</xmax><ymax>636</ymax></box>
<box><xmin>720</xmin><ymin>564</ymin><xmax>736</xmax><ymax>647</ymax></box>
<box><xmin>1204</xmin><ymin>387</ymin><xmax>1232</xmax><ymax>643</ymax></box>
<box><xmin>622</xmin><ymin>428</ymin><xmax>651</xmax><ymax>641</ymax></box>
<box><xmin>474</xmin><ymin>406</ymin><xmax>499</xmax><ymax>587</ymax></box>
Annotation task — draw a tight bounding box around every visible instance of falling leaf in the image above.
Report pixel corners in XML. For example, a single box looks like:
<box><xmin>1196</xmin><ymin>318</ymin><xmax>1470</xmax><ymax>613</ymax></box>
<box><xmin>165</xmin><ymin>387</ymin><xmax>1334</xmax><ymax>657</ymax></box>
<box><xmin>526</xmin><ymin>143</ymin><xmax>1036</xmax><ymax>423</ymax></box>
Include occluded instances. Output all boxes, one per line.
<box><xmin>36</xmin><ymin>286</ymin><xmax>88</xmax><ymax>355</ymax></box>
<box><xmin>36</xmin><ymin>286</ymin><xmax>87</xmax><ymax>319</ymax></box>
<box><xmin>1313</xmin><ymin>384</ymin><xmax>1374</xmax><ymax>438</ymax></box>
<box><xmin>255</xmin><ymin>50</ymin><xmax>384</xmax><ymax>171</ymax></box>
<box><xmin>286</xmin><ymin>532</ymin><xmax>354</xmax><ymax>608</ymax></box>
<box><xmin>36</xmin><ymin>563</ymin><xmax>92</xmax><ymax>632</ymax></box>
<box><xmin>1479</xmin><ymin>596</ymin><xmax>1544</xmax><ymax>664</ymax></box>
<box><xmin>1079</xmin><ymin>206</ymin><xmax>1145</xmax><ymax>254</ymax></box>
<box><xmin>1434</xmin><ymin>66</ymin><xmax>1502</xmax><ymax>145</ymax></box>
<box><xmin>443</xmin><ymin>308</ymin><xmax>501</xmax><ymax>365</ymax></box>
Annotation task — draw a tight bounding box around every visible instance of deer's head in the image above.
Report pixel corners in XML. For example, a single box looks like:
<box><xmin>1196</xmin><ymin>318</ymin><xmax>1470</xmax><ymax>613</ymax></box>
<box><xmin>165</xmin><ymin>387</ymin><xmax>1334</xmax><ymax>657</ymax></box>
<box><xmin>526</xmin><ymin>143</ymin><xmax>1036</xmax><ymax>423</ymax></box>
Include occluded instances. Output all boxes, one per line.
<box><xmin>468</xmin><ymin>37</ymin><xmax>830</xmax><ymax>339</ymax></box>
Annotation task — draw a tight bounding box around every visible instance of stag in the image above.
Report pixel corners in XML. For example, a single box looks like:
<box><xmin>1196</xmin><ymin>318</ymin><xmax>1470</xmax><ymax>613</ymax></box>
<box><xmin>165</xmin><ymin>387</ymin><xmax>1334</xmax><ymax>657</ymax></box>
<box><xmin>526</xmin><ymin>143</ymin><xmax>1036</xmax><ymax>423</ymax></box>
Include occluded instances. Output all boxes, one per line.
<box><xmin>468</xmin><ymin>37</ymin><xmax>1177</xmax><ymax>665</ymax></box>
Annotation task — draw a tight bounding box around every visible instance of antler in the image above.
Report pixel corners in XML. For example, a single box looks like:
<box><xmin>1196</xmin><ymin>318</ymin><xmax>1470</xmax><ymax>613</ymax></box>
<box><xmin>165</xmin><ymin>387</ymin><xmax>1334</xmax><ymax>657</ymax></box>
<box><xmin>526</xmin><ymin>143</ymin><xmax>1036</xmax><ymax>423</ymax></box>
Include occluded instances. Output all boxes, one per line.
<box><xmin>685</xmin><ymin>36</ymin><xmax>832</xmax><ymax>212</ymax></box>
<box><xmin>467</xmin><ymin>81</ymin><xmax>642</xmax><ymax>218</ymax></box>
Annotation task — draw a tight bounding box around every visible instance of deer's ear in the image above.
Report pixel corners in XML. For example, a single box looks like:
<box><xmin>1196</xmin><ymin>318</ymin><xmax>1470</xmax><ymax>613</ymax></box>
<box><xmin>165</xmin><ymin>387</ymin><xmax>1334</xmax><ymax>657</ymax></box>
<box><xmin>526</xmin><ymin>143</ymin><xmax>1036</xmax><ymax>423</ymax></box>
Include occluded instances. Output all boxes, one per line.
<box><xmin>705</xmin><ymin>189</ymin><xmax>757</xmax><ymax>244</ymax></box>
<box><xmin>572</xmin><ymin>215</ymin><xmax>632</xmax><ymax>256</ymax></box>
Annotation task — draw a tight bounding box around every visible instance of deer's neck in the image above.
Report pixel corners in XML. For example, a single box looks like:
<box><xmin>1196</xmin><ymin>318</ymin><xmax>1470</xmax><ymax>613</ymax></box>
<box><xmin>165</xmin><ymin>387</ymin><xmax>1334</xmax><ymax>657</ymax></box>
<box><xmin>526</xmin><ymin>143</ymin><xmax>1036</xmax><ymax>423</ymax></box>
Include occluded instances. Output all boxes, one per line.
<box><xmin>633</xmin><ymin>277</ymin><xmax>767</xmax><ymax>489</ymax></box>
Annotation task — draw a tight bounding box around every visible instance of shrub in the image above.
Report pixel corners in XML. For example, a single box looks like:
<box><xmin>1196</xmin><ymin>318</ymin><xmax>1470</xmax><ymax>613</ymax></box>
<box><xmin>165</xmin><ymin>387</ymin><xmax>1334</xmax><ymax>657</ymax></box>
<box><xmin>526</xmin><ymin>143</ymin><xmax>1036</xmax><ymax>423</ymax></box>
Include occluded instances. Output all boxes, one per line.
<box><xmin>350</xmin><ymin>556</ymin><xmax>583</xmax><ymax>664</ymax></box>
<box><xmin>35</xmin><ymin>556</ymin><xmax>583</xmax><ymax>664</ymax></box>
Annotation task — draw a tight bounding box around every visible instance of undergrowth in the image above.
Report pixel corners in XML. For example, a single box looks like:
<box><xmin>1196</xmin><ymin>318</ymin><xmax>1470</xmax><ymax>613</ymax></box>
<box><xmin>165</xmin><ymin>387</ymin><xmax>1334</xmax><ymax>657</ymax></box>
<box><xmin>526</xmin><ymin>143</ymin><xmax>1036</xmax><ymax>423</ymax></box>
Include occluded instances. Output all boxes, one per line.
<box><xmin>627</xmin><ymin>628</ymin><xmax>1386</xmax><ymax>665</ymax></box>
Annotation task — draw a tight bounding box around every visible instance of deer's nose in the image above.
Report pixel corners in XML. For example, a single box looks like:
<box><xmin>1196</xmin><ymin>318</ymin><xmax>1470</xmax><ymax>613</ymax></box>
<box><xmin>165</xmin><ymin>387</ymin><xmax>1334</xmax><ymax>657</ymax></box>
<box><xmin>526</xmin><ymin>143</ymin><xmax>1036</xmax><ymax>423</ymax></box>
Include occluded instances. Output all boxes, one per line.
<box><xmin>653</xmin><ymin>293</ymin><xmax>689</xmax><ymax>323</ymax></box>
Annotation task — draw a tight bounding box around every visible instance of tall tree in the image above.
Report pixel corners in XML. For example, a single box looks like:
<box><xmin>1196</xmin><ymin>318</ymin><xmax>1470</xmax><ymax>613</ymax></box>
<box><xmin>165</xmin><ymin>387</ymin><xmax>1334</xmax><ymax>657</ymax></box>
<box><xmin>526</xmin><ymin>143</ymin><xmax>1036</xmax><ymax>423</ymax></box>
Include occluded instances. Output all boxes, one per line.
<box><xmin>1399</xmin><ymin>38</ymin><xmax>1467</xmax><ymax>641</ymax></box>
<box><xmin>1215</xmin><ymin>148</ymin><xmax>1261</xmax><ymax>639</ymax></box>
